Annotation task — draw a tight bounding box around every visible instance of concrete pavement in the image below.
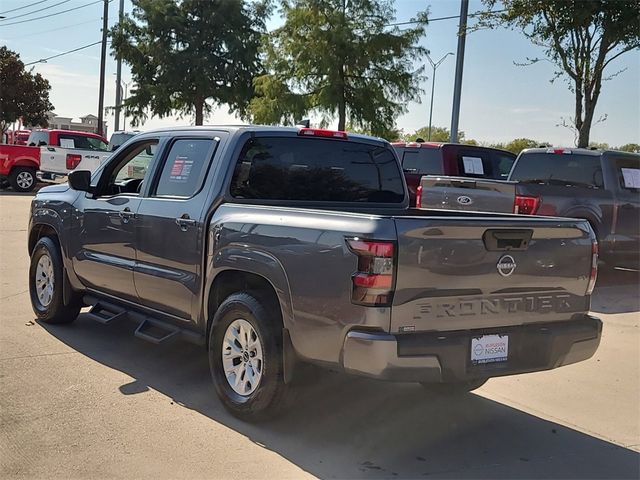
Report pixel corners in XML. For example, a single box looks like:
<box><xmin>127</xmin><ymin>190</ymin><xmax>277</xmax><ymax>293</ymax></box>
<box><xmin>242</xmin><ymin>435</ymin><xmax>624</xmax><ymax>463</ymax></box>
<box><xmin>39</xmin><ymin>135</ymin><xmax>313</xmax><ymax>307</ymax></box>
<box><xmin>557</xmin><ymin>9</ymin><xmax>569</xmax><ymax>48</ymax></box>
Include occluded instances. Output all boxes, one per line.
<box><xmin>1</xmin><ymin>191</ymin><xmax>638</xmax><ymax>479</ymax></box>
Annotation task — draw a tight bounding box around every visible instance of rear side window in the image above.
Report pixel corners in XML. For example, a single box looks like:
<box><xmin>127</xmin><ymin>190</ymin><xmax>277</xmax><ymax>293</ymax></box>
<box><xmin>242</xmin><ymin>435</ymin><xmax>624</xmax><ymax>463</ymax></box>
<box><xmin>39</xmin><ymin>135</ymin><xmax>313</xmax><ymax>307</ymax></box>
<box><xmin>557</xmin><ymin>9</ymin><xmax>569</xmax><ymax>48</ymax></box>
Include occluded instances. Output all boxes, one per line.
<box><xmin>58</xmin><ymin>134</ymin><xmax>108</xmax><ymax>151</ymax></box>
<box><xmin>612</xmin><ymin>155</ymin><xmax>640</xmax><ymax>191</ymax></box>
<box><xmin>454</xmin><ymin>149</ymin><xmax>493</xmax><ymax>178</ymax></box>
<box><xmin>510</xmin><ymin>153</ymin><xmax>603</xmax><ymax>188</ymax></box>
<box><xmin>398</xmin><ymin>148</ymin><xmax>443</xmax><ymax>174</ymax></box>
<box><xmin>231</xmin><ymin>137</ymin><xmax>405</xmax><ymax>203</ymax></box>
<box><xmin>154</xmin><ymin>139</ymin><xmax>215</xmax><ymax>198</ymax></box>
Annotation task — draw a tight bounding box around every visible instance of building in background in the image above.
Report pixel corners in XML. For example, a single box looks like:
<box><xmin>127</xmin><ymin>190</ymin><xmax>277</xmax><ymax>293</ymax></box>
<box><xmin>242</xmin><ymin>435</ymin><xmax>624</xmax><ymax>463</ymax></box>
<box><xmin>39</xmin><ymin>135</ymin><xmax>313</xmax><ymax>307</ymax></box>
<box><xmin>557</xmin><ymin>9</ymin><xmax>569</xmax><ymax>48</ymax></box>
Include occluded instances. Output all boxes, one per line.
<box><xmin>44</xmin><ymin>113</ymin><xmax>107</xmax><ymax>136</ymax></box>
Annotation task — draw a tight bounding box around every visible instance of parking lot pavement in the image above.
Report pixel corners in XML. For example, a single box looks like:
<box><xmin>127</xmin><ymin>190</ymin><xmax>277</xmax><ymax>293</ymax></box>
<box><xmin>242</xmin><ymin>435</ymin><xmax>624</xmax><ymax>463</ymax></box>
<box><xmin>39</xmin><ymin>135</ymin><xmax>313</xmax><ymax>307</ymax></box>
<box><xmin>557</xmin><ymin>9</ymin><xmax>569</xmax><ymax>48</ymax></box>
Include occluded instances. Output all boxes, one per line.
<box><xmin>1</xmin><ymin>191</ymin><xmax>639</xmax><ymax>479</ymax></box>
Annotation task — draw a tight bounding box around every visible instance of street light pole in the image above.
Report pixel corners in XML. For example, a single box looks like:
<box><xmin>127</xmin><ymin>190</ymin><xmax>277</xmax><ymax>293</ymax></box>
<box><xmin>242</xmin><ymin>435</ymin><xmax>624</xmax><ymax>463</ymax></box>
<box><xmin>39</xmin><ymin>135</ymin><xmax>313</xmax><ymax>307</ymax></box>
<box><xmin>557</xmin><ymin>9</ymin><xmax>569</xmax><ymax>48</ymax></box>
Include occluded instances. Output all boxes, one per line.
<box><xmin>97</xmin><ymin>0</ymin><xmax>109</xmax><ymax>137</ymax></box>
<box><xmin>114</xmin><ymin>0</ymin><xmax>125</xmax><ymax>132</ymax></box>
<box><xmin>450</xmin><ymin>0</ymin><xmax>469</xmax><ymax>143</ymax></box>
<box><xmin>426</xmin><ymin>52</ymin><xmax>454</xmax><ymax>141</ymax></box>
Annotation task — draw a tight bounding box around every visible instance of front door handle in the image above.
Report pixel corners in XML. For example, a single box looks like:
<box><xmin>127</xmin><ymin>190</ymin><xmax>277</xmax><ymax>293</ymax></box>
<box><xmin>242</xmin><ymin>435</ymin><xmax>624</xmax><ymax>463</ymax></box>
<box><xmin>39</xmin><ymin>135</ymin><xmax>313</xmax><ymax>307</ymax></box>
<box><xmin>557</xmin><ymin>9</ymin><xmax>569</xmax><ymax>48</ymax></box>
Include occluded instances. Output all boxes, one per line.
<box><xmin>175</xmin><ymin>214</ymin><xmax>196</xmax><ymax>231</ymax></box>
<box><xmin>119</xmin><ymin>207</ymin><xmax>136</xmax><ymax>223</ymax></box>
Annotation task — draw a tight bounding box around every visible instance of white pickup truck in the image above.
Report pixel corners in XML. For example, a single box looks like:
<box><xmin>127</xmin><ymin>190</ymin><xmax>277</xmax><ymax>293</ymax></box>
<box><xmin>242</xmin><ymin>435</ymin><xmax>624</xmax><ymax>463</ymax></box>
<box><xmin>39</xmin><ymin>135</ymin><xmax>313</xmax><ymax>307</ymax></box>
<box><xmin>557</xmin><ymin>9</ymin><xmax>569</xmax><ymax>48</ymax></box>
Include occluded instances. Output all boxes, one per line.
<box><xmin>26</xmin><ymin>129</ymin><xmax>112</xmax><ymax>179</ymax></box>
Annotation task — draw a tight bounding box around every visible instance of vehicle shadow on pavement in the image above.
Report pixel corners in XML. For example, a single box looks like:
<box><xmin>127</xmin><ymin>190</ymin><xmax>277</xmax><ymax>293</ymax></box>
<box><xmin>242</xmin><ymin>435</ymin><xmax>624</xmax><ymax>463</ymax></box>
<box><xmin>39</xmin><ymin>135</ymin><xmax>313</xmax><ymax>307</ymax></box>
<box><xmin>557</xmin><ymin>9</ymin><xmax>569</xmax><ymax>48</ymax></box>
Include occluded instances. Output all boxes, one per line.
<box><xmin>41</xmin><ymin>316</ymin><xmax>639</xmax><ymax>479</ymax></box>
<box><xmin>591</xmin><ymin>267</ymin><xmax>640</xmax><ymax>314</ymax></box>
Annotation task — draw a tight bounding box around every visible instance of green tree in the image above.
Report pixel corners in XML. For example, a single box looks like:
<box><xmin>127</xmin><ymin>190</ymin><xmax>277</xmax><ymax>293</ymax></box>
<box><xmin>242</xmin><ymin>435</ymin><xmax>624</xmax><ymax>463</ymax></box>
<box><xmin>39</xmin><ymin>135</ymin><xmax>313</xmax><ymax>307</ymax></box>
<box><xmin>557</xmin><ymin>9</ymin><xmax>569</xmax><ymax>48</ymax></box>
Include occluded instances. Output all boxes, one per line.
<box><xmin>482</xmin><ymin>0</ymin><xmax>640</xmax><ymax>148</ymax></box>
<box><xmin>250</xmin><ymin>0</ymin><xmax>427</xmax><ymax>134</ymax></box>
<box><xmin>404</xmin><ymin>126</ymin><xmax>464</xmax><ymax>143</ymax></box>
<box><xmin>501</xmin><ymin>138</ymin><xmax>549</xmax><ymax>153</ymax></box>
<box><xmin>0</xmin><ymin>46</ymin><xmax>53</xmax><ymax>139</ymax></box>
<box><xmin>588</xmin><ymin>141</ymin><xmax>610</xmax><ymax>150</ymax></box>
<box><xmin>616</xmin><ymin>143</ymin><xmax>640</xmax><ymax>153</ymax></box>
<box><xmin>110</xmin><ymin>0</ymin><xmax>267</xmax><ymax>126</ymax></box>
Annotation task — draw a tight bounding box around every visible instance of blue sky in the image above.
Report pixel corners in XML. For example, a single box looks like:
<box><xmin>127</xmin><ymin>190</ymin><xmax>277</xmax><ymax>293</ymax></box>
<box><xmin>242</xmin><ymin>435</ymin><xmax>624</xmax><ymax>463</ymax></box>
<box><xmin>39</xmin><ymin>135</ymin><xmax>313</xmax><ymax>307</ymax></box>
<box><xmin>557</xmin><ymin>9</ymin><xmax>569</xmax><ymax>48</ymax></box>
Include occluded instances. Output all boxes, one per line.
<box><xmin>1</xmin><ymin>0</ymin><xmax>638</xmax><ymax>145</ymax></box>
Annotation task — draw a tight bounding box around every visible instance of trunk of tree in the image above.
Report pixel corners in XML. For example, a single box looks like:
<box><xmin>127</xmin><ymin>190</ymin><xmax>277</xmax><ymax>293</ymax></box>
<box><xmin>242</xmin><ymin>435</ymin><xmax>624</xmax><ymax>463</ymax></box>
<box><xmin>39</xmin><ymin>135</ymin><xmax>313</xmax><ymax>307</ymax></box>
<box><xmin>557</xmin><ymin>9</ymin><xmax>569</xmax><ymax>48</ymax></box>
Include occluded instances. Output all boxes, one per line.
<box><xmin>194</xmin><ymin>96</ymin><xmax>204</xmax><ymax>126</ymax></box>
<box><xmin>577</xmin><ymin>74</ymin><xmax>602</xmax><ymax>148</ymax></box>
<box><xmin>337</xmin><ymin>63</ymin><xmax>346</xmax><ymax>131</ymax></box>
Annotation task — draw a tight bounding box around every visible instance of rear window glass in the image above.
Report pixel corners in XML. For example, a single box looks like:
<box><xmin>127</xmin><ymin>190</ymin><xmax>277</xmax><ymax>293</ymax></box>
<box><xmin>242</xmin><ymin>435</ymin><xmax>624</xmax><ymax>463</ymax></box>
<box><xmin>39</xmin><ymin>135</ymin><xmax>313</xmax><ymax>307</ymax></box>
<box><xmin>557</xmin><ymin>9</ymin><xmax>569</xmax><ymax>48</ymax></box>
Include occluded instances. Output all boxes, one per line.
<box><xmin>397</xmin><ymin>148</ymin><xmax>443</xmax><ymax>174</ymax></box>
<box><xmin>493</xmin><ymin>152</ymin><xmax>516</xmax><ymax>179</ymax></box>
<box><xmin>510</xmin><ymin>153</ymin><xmax>603</xmax><ymax>188</ymax></box>
<box><xmin>612</xmin><ymin>155</ymin><xmax>640</xmax><ymax>191</ymax></box>
<box><xmin>58</xmin><ymin>134</ymin><xmax>108</xmax><ymax>151</ymax></box>
<box><xmin>28</xmin><ymin>131</ymin><xmax>49</xmax><ymax>146</ymax></box>
<box><xmin>231</xmin><ymin>137</ymin><xmax>405</xmax><ymax>203</ymax></box>
<box><xmin>454</xmin><ymin>150</ymin><xmax>492</xmax><ymax>178</ymax></box>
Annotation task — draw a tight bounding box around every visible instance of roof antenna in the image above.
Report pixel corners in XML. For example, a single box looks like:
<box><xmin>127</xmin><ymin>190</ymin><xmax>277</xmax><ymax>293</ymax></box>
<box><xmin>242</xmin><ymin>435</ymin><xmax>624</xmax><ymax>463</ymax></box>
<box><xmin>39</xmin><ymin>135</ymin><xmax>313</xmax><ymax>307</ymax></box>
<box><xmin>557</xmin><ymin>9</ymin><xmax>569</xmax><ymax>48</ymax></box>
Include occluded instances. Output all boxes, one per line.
<box><xmin>296</xmin><ymin>119</ymin><xmax>311</xmax><ymax>128</ymax></box>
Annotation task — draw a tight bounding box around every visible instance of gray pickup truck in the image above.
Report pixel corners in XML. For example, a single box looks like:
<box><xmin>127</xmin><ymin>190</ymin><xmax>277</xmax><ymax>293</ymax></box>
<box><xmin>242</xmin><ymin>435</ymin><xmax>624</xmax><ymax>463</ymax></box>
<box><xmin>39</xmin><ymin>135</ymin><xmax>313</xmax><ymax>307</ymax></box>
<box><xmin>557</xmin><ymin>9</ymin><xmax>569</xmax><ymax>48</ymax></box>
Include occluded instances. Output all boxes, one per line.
<box><xmin>28</xmin><ymin>126</ymin><xmax>601</xmax><ymax>420</ymax></box>
<box><xmin>419</xmin><ymin>148</ymin><xmax>640</xmax><ymax>267</ymax></box>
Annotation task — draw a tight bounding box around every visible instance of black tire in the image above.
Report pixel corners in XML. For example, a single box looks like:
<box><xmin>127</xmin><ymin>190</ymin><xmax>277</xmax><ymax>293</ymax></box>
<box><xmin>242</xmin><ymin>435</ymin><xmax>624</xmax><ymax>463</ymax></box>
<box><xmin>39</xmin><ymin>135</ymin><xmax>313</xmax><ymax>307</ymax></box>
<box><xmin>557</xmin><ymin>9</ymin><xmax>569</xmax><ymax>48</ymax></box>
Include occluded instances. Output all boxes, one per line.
<box><xmin>421</xmin><ymin>378</ymin><xmax>489</xmax><ymax>394</ymax></box>
<box><xmin>9</xmin><ymin>166</ymin><xmax>37</xmax><ymax>192</ymax></box>
<box><xmin>29</xmin><ymin>237</ymin><xmax>81</xmax><ymax>324</ymax></box>
<box><xmin>209</xmin><ymin>292</ymin><xmax>288</xmax><ymax>421</ymax></box>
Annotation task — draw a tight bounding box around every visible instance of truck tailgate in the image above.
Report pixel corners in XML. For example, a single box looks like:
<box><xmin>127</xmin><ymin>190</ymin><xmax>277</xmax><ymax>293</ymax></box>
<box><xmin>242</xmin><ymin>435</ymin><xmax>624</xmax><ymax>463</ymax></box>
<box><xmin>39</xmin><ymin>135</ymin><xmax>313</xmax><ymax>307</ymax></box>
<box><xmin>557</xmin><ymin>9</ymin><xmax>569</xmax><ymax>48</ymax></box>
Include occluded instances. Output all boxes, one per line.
<box><xmin>391</xmin><ymin>215</ymin><xmax>594</xmax><ymax>333</ymax></box>
<box><xmin>420</xmin><ymin>176</ymin><xmax>516</xmax><ymax>213</ymax></box>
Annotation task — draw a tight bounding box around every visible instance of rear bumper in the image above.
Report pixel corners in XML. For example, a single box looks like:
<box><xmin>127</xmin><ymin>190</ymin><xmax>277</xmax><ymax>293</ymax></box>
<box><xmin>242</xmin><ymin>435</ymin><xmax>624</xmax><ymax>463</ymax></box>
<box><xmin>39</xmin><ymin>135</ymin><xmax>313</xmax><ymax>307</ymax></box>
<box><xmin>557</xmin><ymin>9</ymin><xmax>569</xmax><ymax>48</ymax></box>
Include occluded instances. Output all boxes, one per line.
<box><xmin>341</xmin><ymin>315</ymin><xmax>602</xmax><ymax>382</ymax></box>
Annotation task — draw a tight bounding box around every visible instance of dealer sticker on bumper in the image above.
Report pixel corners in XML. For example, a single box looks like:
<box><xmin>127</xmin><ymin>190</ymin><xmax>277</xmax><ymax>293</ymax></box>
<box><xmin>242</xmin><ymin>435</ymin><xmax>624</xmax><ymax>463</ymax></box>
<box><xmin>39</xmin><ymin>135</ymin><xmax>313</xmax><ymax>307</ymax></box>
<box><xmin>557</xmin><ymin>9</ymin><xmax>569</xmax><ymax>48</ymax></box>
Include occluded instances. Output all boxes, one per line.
<box><xmin>471</xmin><ymin>334</ymin><xmax>508</xmax><ymax>365</ymax></box>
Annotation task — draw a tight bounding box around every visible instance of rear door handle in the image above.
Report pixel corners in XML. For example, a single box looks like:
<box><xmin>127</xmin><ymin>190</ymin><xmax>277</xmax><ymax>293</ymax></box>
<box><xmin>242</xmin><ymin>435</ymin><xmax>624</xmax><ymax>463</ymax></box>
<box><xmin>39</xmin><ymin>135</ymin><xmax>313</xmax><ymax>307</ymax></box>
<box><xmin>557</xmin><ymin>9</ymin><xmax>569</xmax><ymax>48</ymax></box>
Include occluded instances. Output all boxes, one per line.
<box><xmin>175</xmin><ymin>214</ymin><xmax>196</xmax><ymax>231</ymax></box>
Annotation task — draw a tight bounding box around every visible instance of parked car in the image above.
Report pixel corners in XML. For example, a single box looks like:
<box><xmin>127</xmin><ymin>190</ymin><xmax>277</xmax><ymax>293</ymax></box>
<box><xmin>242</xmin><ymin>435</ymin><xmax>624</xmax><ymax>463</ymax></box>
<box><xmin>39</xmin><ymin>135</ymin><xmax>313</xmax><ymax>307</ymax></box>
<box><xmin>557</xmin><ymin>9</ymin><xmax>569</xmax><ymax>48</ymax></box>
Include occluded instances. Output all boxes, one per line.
<box><xmin>108</xmin><ymin>130</ymin><xmax>141</xmax><ymax>151</ymax></box>
<box><xmin>28</xmin><ymin>126</ymin><xmax>601</xmax><ymax>420</ymax></box>
<box><xmin>7</xmin><ymin>129</ymin><xmax>32</xmax><ymax>146</ymax></box>
<box><xmin>418</xmin><ymin>148</ymin><xmax>640</xmax><ymax>267</ymax></box>
<box><xmin>0</xmin><ymin>144</ymin><xmax>40</xmax><ymax>192</ymax></box>
<box><xmin>26</xmin><ymin>129</ymin><xmax>111</xmax><ymax>178</ymax></box>
<box><xmin>392</xmin><ymin>141</ymin><xmax>517</xmax><ymax>206</ymax></box>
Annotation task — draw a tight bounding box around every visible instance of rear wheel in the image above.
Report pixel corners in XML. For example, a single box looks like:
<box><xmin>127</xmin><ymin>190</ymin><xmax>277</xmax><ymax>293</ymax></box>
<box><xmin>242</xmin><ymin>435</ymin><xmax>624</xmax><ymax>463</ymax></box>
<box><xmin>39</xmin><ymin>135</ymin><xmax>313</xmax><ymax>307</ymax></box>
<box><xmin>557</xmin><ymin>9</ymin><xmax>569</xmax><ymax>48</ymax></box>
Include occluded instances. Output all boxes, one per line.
<box><xmin>421</xmin><ymin>378</ymin><xmax>489</xmax><ymax>394</ymax></box>
<box><xmin>9</xmin><ymin>167</ymin><xmax>37</xmax><ymax>192</ymax></box>
<box><xmin>209</xmin><ymin>293</ymin><xmax>288</xmax><ymax>421</ymax></box>
<box><xmin>29</xmin><ymin>237</ymin><xmax>81</xmax><ymax>324</ymax></box>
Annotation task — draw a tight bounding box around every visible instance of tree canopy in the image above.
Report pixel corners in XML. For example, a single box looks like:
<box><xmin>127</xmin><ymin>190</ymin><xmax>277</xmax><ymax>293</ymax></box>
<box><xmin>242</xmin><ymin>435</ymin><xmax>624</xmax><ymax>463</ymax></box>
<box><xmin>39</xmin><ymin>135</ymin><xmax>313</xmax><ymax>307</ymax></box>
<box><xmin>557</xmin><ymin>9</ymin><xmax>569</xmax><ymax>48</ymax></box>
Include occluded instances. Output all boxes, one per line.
<box><xmin>481</xmin><ymin>0</ymin><xmax>640</xmax><ymax>148</ymax></box>
<box><xmin>250</xmin><ymin>0</ymin><xmax>427</xmax><ymax>134</ymax></box>
<box><xmin>110</xmin><ymin>0</ymin><xmax>267</xmax><ymax>125</ymax></box>
<box><xmin>403</xmin><ymin>126</ymin><xmax>474</xmax><ymax>144</ymax></box>
<box><xmin>0</xmin><ymin>46</ymin><xmax>53</xmax><ymax>137</ymax></box>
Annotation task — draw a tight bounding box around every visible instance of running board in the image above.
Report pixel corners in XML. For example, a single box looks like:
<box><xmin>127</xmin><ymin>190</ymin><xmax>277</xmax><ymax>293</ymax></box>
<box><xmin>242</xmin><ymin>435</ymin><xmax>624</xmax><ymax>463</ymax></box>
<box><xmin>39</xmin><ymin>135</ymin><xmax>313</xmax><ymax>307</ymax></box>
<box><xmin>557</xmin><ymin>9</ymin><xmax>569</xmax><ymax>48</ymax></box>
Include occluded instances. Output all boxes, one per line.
<box><xmin>85</xmin><ymin>302</ymin><xmax>128</xmax><ymax>325</ymax></box>
<box><xmin>82</xmin><ymin>295</ymin><xmax>205</xmax><ymax>346</ymax></box>
<box><xmin>134</xmin><ymin>319</ymin><xmax>180</xmax><ymax>345</ymax></box>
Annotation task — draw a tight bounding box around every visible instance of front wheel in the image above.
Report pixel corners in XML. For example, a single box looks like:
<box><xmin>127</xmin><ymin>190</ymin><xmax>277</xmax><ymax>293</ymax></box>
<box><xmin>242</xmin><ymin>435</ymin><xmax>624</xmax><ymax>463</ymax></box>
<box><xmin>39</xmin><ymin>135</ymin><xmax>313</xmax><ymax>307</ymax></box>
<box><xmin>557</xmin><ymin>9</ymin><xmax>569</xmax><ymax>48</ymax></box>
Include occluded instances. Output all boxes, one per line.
<box><xmin>421</xmin><ymin>378</ymin><xmax>489</xmax><ymax>395</ymax></box>
<box><xmin>209</xmin><ymin>293</ymin><xmax>288</xmax><ymax>421</ymax></box>
<box><xmin>9</xmin><ymin>167</ymin><xmax>37</xmax><ymax>192</ymax></box>
<box><xmin>29</xmin><ymin>237</ymin><xmax>81</xmax><ymax>324</ymax></box>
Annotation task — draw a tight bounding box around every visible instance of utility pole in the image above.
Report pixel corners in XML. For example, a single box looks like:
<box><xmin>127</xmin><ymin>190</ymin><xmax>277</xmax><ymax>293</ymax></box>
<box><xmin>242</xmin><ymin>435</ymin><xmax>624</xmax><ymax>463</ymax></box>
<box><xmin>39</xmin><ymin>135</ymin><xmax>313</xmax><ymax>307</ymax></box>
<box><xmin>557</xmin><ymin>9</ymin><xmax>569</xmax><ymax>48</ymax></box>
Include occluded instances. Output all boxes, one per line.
<box><xmin>426</xmin><ymin>52</ymin><xmax>453</xmax><ymax>141</ymax></box>
<box><xmin>97</xmin><ymin>0</ymin><xmax>109</xmax><ymax>137</ymax></box>
<box><xmin>449</xmin><ymin>0</ymin><xmax>469</xmax><ymax>143</ymax></box>
<box><xmin>114</xmin><ymin>0</ymin><xmax>125</xmax><ymax>132</ymax></box>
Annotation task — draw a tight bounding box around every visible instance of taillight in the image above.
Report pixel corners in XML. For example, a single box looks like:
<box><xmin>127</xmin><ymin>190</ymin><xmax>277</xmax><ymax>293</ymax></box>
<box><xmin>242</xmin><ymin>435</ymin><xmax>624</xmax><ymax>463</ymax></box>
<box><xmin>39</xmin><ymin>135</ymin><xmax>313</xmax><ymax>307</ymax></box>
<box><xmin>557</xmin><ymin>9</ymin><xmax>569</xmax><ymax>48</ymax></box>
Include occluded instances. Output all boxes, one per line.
<box><xmin>66</xmin><ymin>153</ymin><xmax>82</xmax><ymax>170</ymax></box>
<box><xmin>415</xmin><ymin>184</ymin><xmax>423</xmax><ymax>208</ymax></box>
<box><xmin>586</xmin><ymin>241</ymin><xmax>598</xmax><ymax>295</ymax></box>
<box><xmin>514</xmin><ymin>194</ymin><xmax>540</xmax><ymax>215</ymax></box>
<box><xmin>298</xmin><ymin>128</ymin><xmax>348</xmax><ymax>139</ymax></box>
<box><xmin>346</xmin><ymin>238</ymin><xmax>395</xmax><ymax>307</ymax></box>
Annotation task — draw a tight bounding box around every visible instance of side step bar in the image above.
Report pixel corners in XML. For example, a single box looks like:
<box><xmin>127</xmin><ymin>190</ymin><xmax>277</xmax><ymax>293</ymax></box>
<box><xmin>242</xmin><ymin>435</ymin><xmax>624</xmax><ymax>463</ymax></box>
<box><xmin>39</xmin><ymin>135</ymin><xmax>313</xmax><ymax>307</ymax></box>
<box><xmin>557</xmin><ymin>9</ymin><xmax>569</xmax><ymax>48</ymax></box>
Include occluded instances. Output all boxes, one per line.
<box><xmin>85</xmin><ymin>302</ymin><xmax>128</xmax><ymax>325</ymax></box>
<box><xmin>82</xmin><ymin>295</ymin><xmax>205</xmax><ymax>347</ymax></box>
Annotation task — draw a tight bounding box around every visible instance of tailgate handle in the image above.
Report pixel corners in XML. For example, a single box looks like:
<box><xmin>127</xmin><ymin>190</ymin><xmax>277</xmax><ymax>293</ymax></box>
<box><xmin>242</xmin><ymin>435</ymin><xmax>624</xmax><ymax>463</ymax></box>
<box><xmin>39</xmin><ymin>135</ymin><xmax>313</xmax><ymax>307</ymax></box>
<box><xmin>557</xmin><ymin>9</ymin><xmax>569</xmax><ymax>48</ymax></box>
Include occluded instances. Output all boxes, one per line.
<box><xmin>450</xmin><ymin>179</ymin><xmax>476</xmax><ymax>188</ymax></box>
<box><xmin>483</xmin><ymin>229</ymin><xmax>533</xmax><ymax>251</ymax></box>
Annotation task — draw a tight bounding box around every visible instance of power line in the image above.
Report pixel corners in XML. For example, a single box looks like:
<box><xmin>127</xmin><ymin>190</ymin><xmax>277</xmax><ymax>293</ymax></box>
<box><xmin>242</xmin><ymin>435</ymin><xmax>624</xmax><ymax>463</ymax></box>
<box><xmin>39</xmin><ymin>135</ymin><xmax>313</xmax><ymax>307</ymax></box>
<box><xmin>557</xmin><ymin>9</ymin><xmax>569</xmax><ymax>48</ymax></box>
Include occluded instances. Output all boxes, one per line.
<box><xmin>1</xmin><ymin>0</ymin><xmax>71</xmax><ymax>21</ymax></box>
<box><xmin>4</xmin><ymin>18</ymin><xmax>99</xmax><ymax>40</ymax></box>
<box><xmin>385</xmin><ymin>9</ymin><xmax>506</xmax><ymax>27</ymax></box>
<box><xmin>0</xmin><ymin>0</ymin><xmax>51</xmax><ymax>16</ymax></box>
<box><xmin>0</xmin><ymin>0</ymin><xmax>107</xmax><ymax>27</ymax></box>
<box><xmin>24</xmin><ymin>40</ymin><xmax>102</xmax><ymax>66</ymax></box>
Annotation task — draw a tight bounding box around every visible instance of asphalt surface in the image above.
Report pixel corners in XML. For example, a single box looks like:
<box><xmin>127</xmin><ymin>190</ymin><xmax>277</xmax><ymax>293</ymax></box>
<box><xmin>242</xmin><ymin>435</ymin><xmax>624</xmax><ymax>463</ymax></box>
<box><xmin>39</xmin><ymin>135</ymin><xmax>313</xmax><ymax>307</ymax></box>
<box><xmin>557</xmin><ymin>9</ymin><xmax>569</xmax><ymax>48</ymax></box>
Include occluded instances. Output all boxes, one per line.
<box><xmin>1</xmin><ymin>189</ymin><xmax>639</xmax><ymax>479</ymax></box>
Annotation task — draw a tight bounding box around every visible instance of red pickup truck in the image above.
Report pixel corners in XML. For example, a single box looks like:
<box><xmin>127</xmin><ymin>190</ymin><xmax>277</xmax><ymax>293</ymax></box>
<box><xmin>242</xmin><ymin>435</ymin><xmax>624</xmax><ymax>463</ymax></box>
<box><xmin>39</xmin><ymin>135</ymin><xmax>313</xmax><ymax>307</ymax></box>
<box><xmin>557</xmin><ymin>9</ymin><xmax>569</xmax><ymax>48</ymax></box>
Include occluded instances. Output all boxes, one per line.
<box><xmin>0</xmin><ymin>129</ymin><xmax>109</xmax><ymax>192</ymax></box>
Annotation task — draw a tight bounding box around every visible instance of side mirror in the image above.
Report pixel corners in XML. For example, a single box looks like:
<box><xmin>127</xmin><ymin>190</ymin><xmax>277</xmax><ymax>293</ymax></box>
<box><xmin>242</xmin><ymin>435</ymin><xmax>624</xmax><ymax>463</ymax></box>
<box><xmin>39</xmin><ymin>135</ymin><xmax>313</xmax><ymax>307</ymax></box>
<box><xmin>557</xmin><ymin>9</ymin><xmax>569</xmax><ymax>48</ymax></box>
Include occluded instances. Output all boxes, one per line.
<box><xmin>111</xmin><ymin>144</ymin><xmax>120</xmax><ymax>151</ymax></box>
<box><xmin>68</xmin><ymin>170</ymin><xmax>92</xmax><ymax>192</ymax></box>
